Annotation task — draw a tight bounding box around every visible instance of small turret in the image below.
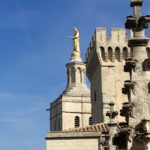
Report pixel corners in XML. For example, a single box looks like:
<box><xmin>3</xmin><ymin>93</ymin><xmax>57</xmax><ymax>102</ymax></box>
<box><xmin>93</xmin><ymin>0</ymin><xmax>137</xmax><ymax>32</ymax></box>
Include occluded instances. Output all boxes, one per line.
<box><xmin>65</xmin><ymin>28</ymin><xmax>89</xmax><ymax>94</ymax></box>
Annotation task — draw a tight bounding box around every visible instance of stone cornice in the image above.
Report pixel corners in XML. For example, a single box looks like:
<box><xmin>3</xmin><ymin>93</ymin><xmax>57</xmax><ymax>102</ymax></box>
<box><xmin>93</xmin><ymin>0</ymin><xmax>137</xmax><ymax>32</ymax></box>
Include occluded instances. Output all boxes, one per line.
<box><xmin>50</xmin><ymin>93</ymin><xmax>91</xmax><ymax>109</ymax></box>
<box><xmin>45</xmin><ymin>131</ymin><xmax>101</xmax><ymax>140</ymax></box>
<box><xmin>66</xmin><ymin>61</ymin><xmax>86</xmax><ymax>67</ymax></box>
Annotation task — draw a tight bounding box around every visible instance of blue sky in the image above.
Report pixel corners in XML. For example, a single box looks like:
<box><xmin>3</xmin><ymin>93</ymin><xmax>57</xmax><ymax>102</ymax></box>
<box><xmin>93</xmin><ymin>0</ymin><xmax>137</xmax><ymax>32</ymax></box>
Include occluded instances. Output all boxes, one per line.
<box><xmin>0</xmin><ymin>0</ymin><xmax>150</xmax><ymax>150</ymax></box>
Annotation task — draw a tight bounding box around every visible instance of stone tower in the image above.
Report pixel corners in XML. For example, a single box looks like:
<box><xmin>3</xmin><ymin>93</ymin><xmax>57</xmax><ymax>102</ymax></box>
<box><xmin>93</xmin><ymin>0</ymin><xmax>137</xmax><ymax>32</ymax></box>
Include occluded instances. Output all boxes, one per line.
<box><xmin>50</xmin><ymin>28</ymin><xmax>91</xmax><ymax>131</ymax></box>
<box><xmin>86</xmin><ymin>28</ymin><xmax>130</xmax><ymax>124</ymax></box>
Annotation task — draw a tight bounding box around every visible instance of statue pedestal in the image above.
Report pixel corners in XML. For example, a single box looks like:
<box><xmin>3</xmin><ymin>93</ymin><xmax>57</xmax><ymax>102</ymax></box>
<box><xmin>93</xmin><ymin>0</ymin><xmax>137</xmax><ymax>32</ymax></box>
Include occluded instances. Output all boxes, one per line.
<box><xmin>70</xmin><ymin>51</ymin><xmax>82</xmax><ymax>62</ymax></box>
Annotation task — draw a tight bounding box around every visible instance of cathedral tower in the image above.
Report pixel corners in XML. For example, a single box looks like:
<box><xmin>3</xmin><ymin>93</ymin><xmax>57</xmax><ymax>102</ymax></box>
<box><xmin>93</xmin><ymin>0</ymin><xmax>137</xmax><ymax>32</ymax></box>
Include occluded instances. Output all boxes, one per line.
<box><xmin>50</xmin><ymin>28</ymin><xmax>91</xmax><ymax>131</ymax></box>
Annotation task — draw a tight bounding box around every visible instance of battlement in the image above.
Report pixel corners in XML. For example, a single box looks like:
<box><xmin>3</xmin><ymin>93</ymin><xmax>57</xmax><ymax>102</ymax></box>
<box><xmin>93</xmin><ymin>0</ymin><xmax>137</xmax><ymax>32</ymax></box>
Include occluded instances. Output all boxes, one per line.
<box><xmin>86</xmin><ymin>28</ymin><xmax>130</xmax><ymax>64</ymax></box>
<box><xmin>94</xmin><ymin>27</ymin><xmax>127</xmax><ymax>43</ymax></box>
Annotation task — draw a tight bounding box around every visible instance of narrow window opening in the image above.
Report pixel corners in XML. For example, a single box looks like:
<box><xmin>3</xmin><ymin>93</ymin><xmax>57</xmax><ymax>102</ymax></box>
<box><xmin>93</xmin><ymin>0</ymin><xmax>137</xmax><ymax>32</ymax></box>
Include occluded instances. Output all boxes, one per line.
<box><xmin>100</xmin><ymin>46</ymin><xmax>106</xmax><ymax>61</ymax></box>
<box><xmin>80</xmin><ymin>69</ymin><xmax>82</xmax><ymax>83</ymax></box>
<box><xmin>148</xmin><ymin>82</ymin><xmax>150</xmax><ymax>93</ymax></box>
<box><xmin>71</xmin><ymin>68</ymin><xmax>75</xmax><ymax>82</ymax></box>
<box><xmin>108</xmin><ymin>47</ymin><xmax>113</xmax><ymax>61</ymax></box>
<box><xmin>130</xmin><ymin>48</ymin><xmax>133</xmax><ymax>59</ymax></box>
<box><xmin>147</xmin><ymin>47</ymin><xmax>150</xmax><ymax>59</ymax></box>
<box><xmin>75</xmin><ymin>116</ymin><xmax>80</xmax><ymax>128</ymax></box>
<box><xmin>123</xmin><ymin>47</ymin><xmax>128</xmax><ymax>60</ymax></box>
<box><xmin>115</xmin><ymin>47</ymin><xmax>120</xmax><ymax>61</ymax></box>
<box><xmin>89</xmin><ymin>117</ymin><xmax>93</xmax><ymax>125</ymax></box>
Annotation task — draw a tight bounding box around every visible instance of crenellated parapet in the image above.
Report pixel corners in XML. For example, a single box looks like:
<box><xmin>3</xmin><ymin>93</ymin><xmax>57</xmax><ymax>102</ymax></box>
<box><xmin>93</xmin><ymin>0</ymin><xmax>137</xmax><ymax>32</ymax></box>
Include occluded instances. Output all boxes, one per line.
<box><xmin>86</xmin><ymin>28</ymin><xmax>130</xmax><ymax>81</ymax></box>
<box><xmin>86</xmin><ymin>28</ymin><xmax>131</xmax><ymax>63</ymax></box>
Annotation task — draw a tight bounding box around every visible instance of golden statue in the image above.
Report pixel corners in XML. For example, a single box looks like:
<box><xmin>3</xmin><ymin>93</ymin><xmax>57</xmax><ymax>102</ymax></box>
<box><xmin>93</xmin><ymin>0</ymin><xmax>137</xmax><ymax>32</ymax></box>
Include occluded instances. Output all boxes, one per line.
<box><xmin>71</xmin><ymin>27</ymin><xmax>80</xmax><ymax>58</ymax></box>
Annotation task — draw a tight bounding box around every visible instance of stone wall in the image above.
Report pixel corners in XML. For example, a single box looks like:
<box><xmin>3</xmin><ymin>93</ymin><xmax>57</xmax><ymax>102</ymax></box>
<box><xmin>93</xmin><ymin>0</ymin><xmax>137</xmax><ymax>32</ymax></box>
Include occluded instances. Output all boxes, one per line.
<box><xmin>46</xmin><ymin>132</ymin><xmax>100</xmax><ymax>150</ymax></box>
<box><xmin>50</xmin><ymin>94</ymin><xmax>91</xmax><ymax>131</ymax></box>
<box><xmin>47</xmin><ymin>138</ymin><xmax>99</xmax><ymax>150</ymax></box>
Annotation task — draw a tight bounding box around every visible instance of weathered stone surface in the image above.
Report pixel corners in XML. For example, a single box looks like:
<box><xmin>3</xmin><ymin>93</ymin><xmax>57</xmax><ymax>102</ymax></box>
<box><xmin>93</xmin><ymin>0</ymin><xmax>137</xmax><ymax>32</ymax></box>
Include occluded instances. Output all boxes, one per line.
<box><xmin>46</xmin><ymin>138</ymin><xmax>99</xmax><ymax>150</ymax></box>
<box><xmin>86</xmin><ymin>28</ymin><xmax>130</xmax><ymax>124</ymax></box>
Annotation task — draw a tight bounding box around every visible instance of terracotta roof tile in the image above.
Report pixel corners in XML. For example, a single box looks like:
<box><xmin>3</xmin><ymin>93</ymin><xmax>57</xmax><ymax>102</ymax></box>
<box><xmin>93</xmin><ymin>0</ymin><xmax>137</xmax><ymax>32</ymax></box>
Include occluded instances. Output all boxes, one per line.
<box><xmin>64</xmin><ymin>123</ymin><xmax>112</xmax><ymax>133</ymax></box>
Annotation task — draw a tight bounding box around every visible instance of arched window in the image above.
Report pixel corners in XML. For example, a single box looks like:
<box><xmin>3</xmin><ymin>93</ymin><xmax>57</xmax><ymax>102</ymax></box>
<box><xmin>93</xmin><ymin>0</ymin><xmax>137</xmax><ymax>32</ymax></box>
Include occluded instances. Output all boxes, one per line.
<box><xmin>115</xmin><ymin>47</ymin><xmax>120</xmax><ymax>61</ymax></box>
<box><xmin>147</xmin><ymin>47</ymin><xmax>150</xmax><ymax>59</ymax></box>
<box><xmin>75</xmin><ymin>116</ymin><xmax>80</xmax><ymax>128</ymax></box>
<box><xmin>71</xmin><ymin>68</ymin><xmax>75</xmax><ymax>82</ymax></box>
<box><xmin>79</xmin><ymin>69</ymin><xmax>82</xmax><ymax>83</ymax></box>
<box><xmin>123</xmin><ymin>47</ymin><xmax>128</xmax><ymax>60</ymax></box>
<box><xmin>100</xmin><ymin>46</ymin><xmax>106</xmax><ymax>61</ymax></box>
<box><xmin>76</xmin><ymin>68</ymin><xmax>81</xmax><ymax>84</ymax></box>
<box><xmin>108</xmin><ymin>47</ymin><xmax>113</xmax><ymax>61</ymax></box>
<box><xmin>89</xmin><ymin>117</ymin><xmax>93</xmax><ymax>125</ymax></box>
<box><xmin>148</xmin><ymin>82</ymin><xmax>150</xmax><ymax>93</ymax></box>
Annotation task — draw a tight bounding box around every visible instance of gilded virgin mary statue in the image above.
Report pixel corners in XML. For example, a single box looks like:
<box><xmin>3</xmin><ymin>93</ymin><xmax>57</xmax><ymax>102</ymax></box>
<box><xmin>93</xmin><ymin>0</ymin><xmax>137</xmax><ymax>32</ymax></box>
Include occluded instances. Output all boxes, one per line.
<box><xmin>71</xmin><ymin>27</ymin><xmax>81</xmax><ymax>58</ymax></box>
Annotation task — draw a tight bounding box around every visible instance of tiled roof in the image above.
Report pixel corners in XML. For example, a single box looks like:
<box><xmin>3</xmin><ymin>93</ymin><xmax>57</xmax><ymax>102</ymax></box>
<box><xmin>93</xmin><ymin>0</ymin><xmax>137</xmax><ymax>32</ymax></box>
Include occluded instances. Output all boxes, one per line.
<box><xmin>46</xmin><ymin>123</ymin><xmax>125</xmax><ymax>139</ymax></box>
<box><xmin>64</xmin><ymin>123</ymin><xmax>111</xmax><ymax>133</ymax></box>
<box><xmin>63</xmin><ymin>122</ymin><xmax>124</xmax><ymax>133</ymax></box>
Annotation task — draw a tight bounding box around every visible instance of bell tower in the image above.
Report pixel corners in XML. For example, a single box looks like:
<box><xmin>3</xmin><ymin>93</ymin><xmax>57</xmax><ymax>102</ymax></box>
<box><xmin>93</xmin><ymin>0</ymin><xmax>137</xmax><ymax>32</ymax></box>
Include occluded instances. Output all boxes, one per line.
<box><xmin>50</xmin><ymin>28</ymin><xmax>91</xmax><ymax>131</ymax></box>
